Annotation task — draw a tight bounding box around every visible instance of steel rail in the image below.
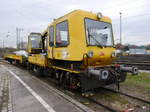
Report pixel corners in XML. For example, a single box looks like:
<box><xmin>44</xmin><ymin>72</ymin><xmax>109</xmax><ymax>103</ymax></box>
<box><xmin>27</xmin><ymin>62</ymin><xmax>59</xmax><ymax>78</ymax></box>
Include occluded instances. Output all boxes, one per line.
<box><xmin>101</xmin><ymin>87</ymin><xmax>150</xmax><ymax>104</ymax></box>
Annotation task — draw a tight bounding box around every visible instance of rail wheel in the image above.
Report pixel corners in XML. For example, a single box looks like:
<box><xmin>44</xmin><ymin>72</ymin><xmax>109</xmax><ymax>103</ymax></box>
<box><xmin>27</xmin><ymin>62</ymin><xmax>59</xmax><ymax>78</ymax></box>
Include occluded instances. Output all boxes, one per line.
<box><xmin>119</xmin><ymin>72</ymin><xmax>127</xmax><ymax>82</ymax></box>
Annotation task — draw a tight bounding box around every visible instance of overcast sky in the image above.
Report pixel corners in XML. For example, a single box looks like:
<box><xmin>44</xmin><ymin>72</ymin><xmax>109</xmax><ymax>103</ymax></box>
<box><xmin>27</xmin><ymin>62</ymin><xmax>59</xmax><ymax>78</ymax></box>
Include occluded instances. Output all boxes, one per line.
<box><xmin>0</xmin><ymin>0</ymin><xmax>150</xmax><ymax>47</ymax></box>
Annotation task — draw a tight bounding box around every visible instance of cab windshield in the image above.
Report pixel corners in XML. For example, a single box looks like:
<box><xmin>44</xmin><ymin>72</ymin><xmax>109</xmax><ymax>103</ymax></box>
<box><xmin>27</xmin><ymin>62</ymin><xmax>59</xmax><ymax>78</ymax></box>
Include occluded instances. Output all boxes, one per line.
<box><xmin>30</xmin><ymin>35</ymin><xmax>42</xmax><ymax>48</ymax></box>
<box><xmin>85</xmin><ymin>18</ymin><xmax>113</xmax><ymax>46</ymax></box>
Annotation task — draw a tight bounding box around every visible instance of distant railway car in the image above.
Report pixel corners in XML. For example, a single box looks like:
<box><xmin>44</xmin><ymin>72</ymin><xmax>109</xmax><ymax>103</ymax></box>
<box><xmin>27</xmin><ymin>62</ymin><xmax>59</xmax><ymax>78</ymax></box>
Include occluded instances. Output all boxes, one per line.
<box><xmin>27</xmin><ymin>33</ymin><xmax>48</xmax><ymax>74</ymax></box>
<box><xmin>4</xmin><ymin>51</ymin><xmax>28</xmax><ymax>65</ymax></box>
<box><xmin>5</xmin><ymin>54</ymin><xmax>23</xmax><ymax>64</ymax></box>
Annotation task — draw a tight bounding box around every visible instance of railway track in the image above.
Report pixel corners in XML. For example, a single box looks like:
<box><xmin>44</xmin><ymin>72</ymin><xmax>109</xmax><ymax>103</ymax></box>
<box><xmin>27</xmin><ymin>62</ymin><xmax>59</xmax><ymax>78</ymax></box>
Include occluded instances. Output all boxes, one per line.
<box><xmin>114</xmin><ymin>61</ymin><xmax>150</xmax><ymax>70</ymax></box>
<box><xmin>85</xmin><ymin>87</ymin><xmax>150</xmax><ymax>112</ymax></box>
<box><xmin>114</xmin><ymin>55</ymin><xmax>150</xmax><ymax>70</ymax></box>
<box><xmin>101</xmin><ymin>87</ymin><xmax>150</xmax><ymax>104</ymax></box>
<box><xmin>86</xmin><ymin>87</ymin><xmax>150</xmax><ymax>112</ymax></box>
<box><xmin>87</xmin><ymin>97</ymin><xmax>118</xmax><ymax>112</ymax></box>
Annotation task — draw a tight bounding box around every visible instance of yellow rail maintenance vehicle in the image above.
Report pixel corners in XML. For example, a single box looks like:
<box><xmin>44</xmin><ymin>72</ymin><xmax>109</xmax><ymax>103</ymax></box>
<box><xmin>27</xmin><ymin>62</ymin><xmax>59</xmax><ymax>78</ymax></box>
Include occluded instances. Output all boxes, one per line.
<box><xmin>5</xmin><ymin>54</ymin><xmax>23</xmax><ymax>64</ymax></box>
<box><xmin>31</xmin><ymin>9</ymin><xmax>138</xmax><ymax>92</ymax></box>
<box><xmin>4</xmin><ymin>51</ymin><xmax>28</xmax><ymax>65</ymax></box>
<box><xmin>27</xmin><ymin>32</ymin><xmax>48</xmax><ymax>75</ymax></box>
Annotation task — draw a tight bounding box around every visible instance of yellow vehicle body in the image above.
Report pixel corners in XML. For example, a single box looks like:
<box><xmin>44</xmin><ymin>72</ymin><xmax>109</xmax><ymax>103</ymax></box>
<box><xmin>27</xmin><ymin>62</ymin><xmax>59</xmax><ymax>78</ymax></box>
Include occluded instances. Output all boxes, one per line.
<box><xmin>5</xmin><ymin>54</ymin><xmax>23</xmax><ymax>63</ymax></box>
<box><xmin>27</xmin><ymin>32</ymin><xmax>47</xmax><ymax>67</ymax></box>
<box><xmin>43</xmin><ymin>10</ymin><xmax>116</xmax><ymax>67</ymax></box>
<box><xmin>28</xmin><ymin>54</ymin><xmax>47</xmax><ymax>67</ymax></box>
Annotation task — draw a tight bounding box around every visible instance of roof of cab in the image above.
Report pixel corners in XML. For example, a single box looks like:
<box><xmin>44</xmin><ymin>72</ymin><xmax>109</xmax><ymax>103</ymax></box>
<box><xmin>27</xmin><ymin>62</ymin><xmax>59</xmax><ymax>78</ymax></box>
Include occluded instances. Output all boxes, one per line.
<box><xmin>53</xmin><ymin>9</ymin><xmax>111</xmax><ymax>24</ymax></box>
<box><xmin>42</xmin><ymin>9</ymin><xmax>112</xmax><ymax>34</ymax></box>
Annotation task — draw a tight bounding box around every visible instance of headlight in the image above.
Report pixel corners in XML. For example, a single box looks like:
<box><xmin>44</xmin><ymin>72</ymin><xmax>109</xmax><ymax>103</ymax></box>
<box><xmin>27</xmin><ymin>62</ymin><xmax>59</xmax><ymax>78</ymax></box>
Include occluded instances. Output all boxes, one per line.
<box><xmin>87</xmin><ymin>51</ymin><xmax>94</xmax><ymax>58</ymax></box>
<box><xmin>97</xmin><ymin>12</ymin><xmax>103</xmax><ymax>19</ymax></box>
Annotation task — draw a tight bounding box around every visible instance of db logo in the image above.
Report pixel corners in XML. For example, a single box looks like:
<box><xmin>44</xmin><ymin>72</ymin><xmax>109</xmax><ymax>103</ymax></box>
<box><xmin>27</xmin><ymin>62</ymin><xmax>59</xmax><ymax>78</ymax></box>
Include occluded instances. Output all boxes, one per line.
<box><xmin>99</xmin><ymin>52</ymin><xmax>104</xmax><ymax>56</ymax></box>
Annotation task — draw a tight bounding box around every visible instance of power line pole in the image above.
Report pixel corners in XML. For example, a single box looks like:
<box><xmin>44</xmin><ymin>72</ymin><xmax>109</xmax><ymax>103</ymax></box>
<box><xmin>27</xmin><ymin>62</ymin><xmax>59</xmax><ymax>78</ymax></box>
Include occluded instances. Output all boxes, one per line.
<box><xmin>2</xmin><ymin>39</ymin><xmax>4</xmax><ymax>48</ymax></box>
<box><xmin>119</xmin><ymin>12</ymin><xmax>122</xmax><ymax>45</ymax></box>
<box><xmin>6</xmin><ymin>32</ymin><xmax>10</xmax><ymax>47</ymax></box>
<box><xmin>16</xmin><ymin>28</ymin><xmax>23</xmax><ymax>49</ymax></box>
<box><xmin>16</xmin><ymin>28</ymin><xmax>19</xmax><ymax>49</ymax></box>
<box><xmin>19</xmin><ymin>28</ymin><xmax>23</xmax><ymax>49</ymax></box>
<box><xmin>18</xmin><ymin>29</ymin><xmax>20</xmax><ymax>49</ymax></box>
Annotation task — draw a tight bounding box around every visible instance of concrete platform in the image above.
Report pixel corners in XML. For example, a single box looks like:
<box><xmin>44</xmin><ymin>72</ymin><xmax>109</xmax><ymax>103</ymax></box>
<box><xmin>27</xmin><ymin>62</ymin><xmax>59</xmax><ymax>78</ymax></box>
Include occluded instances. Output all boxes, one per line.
<box><xmin>0</xmin><ymin>62</ymin><xmax>94</xmax><ymax>112</ymax></box>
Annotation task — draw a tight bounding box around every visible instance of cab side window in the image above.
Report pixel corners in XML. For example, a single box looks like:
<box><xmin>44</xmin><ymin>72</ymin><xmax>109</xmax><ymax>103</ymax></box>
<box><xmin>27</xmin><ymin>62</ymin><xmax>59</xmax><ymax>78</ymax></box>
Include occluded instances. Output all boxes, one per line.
<box><xmin>49</xmin><ymin>26</ymin><xmax>54</xmax><ymax>46</ymax></box>
<box><xmin>56</xmin><ymin>21</ymin><xmax>69</xmax><ymax>47</ymax></box>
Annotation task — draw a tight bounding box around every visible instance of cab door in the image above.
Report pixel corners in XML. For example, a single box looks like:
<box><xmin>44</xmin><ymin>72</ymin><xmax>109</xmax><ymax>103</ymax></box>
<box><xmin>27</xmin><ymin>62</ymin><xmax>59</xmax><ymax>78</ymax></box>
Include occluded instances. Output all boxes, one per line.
<box><xmin>48</xmin><ymin>26</ymin><xmax>54</xmax><ymax>59</ymax></box>
<box><xmin>53</xmin><ymin>21</ymin><xmax>70</xmax><ymax>60</ymax></box>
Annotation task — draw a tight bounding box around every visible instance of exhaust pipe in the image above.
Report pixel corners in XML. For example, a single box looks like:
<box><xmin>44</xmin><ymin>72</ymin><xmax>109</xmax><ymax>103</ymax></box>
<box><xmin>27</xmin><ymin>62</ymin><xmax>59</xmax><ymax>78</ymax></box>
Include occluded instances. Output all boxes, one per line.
<box><xmin>120</xmin><ymin>66</ymin><xmax>138</xmax><ymax>75</ymax></box>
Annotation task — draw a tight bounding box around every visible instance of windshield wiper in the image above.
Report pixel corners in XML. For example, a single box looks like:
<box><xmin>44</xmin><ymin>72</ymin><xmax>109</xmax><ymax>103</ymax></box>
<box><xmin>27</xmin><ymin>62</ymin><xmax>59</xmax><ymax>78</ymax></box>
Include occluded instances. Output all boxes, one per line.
<box><xmin>87</xmin><ymin>29</ymin><xmax>103</xmax><ymax>48</ymax></box>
